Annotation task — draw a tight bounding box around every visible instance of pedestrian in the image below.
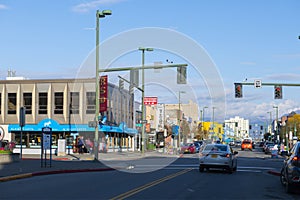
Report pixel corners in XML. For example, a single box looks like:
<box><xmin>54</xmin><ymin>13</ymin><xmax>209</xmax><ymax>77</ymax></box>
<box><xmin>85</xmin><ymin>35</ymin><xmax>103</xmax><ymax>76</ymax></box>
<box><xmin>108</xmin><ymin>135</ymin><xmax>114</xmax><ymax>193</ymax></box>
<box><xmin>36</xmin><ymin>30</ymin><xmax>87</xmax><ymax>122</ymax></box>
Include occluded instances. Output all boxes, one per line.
<box><xmin>77</xmin><ymin>136</ymin><xmax>85</xmax><ymax>154</ymax></box>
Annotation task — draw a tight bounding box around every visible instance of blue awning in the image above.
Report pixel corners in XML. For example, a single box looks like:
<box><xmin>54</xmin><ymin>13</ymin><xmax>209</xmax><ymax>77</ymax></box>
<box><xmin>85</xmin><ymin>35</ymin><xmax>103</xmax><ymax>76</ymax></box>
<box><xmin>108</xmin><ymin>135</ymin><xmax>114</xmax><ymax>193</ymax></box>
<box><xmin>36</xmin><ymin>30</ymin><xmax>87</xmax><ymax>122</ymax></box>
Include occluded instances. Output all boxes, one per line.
<box><xmin>8</xmin><ymin>118</ymin><xmax>138</xmax><ymax>135</ymax></box>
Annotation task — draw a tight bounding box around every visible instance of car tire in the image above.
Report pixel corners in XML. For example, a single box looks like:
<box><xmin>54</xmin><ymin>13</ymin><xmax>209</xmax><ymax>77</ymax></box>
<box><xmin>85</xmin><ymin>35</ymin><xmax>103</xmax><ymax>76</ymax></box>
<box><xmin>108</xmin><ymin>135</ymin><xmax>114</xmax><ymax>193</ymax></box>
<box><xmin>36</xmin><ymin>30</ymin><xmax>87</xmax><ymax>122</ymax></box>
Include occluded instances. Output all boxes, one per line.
<box><xmin>199</xmin><ymin>165</ymin><xmax>204</xmax><ymax>172</ymax></box>
<box><xmin>280</xmin><ymin>169</ymin><xmax>286</xmax><ymax>185</ymax></box>
<box><xmin>227</xmin><ymin>167</ymin><xmax>233</xmax><ymax>174</ymax></box>
<box><xmin>285</xmin><ymin>182</ymin><xmax>294</xmax><ymax>193</ymax></box>
<box><xmin>233</xmin><ymin>161</ymin><xmax>237</xmax><ymax>171</ymax></box>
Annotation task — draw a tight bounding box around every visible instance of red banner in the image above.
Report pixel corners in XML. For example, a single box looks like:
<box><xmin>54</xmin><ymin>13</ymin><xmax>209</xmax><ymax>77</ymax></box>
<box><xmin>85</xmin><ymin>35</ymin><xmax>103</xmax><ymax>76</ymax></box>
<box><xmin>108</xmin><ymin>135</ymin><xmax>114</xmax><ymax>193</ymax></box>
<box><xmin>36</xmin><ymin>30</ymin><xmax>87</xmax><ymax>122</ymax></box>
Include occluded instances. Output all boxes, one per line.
<box><xmin>100</xmin><ymin>75</ymin><xmax>108</xmax><ymax>112</ymax></box>
<box><xmin>144</xmin><ymin>97</ymin><xmax>158</xmax><ymax>105</ymax></box>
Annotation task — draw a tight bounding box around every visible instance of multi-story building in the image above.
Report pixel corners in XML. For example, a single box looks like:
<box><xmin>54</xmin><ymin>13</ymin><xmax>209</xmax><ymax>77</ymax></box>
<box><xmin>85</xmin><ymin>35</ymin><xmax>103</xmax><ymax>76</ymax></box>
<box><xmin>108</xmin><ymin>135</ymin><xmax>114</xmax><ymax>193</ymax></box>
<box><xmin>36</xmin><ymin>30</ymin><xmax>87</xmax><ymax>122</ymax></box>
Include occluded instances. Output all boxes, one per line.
<box><xmin>224</xmin><ymin>116</ymin><xmax>249</xmax><ymax>139</ymax></box>
<box><xmin>0</xmin><ymin>78</ymin><xmax>138</xmax><ymax>153</ymax></box>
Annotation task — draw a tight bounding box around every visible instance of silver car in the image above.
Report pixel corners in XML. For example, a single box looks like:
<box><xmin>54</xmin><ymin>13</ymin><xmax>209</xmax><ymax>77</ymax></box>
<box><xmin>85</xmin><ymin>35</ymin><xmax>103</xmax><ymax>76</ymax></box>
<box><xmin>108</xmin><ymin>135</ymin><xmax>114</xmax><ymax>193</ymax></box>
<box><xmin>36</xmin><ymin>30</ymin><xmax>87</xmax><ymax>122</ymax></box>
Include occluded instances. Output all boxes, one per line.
<box><xmin>199</xmin><ymin>143</ymin><xmax>238</xmax><ymax>173</ymax></box>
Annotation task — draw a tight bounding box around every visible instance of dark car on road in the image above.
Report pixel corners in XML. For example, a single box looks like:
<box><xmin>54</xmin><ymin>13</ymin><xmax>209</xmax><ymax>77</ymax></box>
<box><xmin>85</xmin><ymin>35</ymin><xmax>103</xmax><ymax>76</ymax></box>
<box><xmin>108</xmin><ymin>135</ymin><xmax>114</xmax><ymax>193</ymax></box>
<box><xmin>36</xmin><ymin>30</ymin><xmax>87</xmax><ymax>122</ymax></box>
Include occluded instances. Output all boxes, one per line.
<box><xmin>280</xmin><ymin>141</ymin><xmax>300</xmax><ymax>193</ymax></box>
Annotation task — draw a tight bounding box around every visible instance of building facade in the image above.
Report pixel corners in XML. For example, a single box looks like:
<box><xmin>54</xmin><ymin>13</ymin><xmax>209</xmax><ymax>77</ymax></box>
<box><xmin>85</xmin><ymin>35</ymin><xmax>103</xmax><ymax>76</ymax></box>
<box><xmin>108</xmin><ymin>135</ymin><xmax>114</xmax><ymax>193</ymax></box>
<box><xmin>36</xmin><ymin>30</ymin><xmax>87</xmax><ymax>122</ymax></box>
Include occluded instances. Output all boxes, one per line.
<box><xmin>0</xmin><ymin>78</ymin><xmax>138</xmax><ymax>153</ymax></box>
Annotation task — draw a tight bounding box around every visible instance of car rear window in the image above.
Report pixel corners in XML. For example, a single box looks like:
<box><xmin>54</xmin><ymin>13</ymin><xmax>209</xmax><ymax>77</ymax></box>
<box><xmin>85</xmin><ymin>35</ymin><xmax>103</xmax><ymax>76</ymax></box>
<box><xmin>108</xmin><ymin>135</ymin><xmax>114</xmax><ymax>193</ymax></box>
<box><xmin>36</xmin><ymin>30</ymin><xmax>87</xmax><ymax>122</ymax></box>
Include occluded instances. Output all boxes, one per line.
<box><xmin>204</xmin><ymin>145</ymin><xmax>227</xmax><ymax>152</ymax></box>
<box><xmin>243</xmin><ymin>141</ymin><xmax>251</xmax><ymax>144</ymax></box>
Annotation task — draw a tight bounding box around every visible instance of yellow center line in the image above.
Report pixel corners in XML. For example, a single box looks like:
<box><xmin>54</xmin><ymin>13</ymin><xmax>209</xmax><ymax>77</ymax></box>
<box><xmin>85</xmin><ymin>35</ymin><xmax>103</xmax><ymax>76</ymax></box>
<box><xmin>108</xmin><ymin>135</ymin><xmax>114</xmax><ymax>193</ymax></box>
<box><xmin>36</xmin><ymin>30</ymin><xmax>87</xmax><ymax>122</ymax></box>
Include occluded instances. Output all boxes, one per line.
<box><xmin>110</xmin><ymin>168</ymin><xmax>193</xmax><ymax>200</ymax></box>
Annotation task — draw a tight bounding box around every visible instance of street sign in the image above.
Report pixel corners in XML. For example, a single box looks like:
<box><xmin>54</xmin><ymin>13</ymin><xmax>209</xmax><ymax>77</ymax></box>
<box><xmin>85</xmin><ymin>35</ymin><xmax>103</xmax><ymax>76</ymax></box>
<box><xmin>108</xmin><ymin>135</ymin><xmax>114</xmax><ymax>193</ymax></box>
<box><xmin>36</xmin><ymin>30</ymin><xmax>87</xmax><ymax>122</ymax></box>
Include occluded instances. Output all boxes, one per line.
<box><xmin>254</xmin><ymin>80</ymin><xmax>262</xmax><ymax>88</ymax></box>
<box><xmin>139</xmin><ymin>120</ymin><xmax>147</xmax><ymax>124</ymax></box>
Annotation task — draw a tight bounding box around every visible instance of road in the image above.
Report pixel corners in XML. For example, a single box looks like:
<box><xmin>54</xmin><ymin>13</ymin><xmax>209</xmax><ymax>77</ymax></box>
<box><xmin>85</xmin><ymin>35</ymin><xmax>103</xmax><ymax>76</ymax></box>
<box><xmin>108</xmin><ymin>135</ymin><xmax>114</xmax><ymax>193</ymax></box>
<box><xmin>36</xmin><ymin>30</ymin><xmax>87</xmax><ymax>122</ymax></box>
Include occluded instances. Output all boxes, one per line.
<box><xmin>0</xmin><ymin>147</ymin><xmax>299</xmax><ymax>199</ymax></box>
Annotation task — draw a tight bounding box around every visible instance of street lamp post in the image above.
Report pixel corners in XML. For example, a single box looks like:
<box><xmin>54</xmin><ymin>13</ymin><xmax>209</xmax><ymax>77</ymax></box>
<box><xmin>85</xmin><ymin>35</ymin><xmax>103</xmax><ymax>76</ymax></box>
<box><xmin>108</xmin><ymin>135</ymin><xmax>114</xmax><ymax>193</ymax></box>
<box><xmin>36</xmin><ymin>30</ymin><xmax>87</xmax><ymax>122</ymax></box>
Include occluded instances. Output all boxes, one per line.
<box><xmin>178</xmin><ymin>91</ymin><xmax>185</xmax><ymax>148</ymax></box>
<box><xmin>201</xmin><ymin>106</ymin><xmax>208</xmax><ymax>138</ymax></box>
<box><xmin>138</xmin><ymin>47</ymin><xmax>153</xmax><ymax>155</ymax></box>
<box><xmin>273</xmin><ymin>106</ymin><xmax>279</xmax><ymax>144</ymax></box>
<box><xmin>212</xmin><ymin>107</ymin><xmax>216</xmax><ymax>140</ymax></box>
<box><xmin>95</xmin><ymin>9</ymin><xmax>112</xmax><ymax>160</ymax></box>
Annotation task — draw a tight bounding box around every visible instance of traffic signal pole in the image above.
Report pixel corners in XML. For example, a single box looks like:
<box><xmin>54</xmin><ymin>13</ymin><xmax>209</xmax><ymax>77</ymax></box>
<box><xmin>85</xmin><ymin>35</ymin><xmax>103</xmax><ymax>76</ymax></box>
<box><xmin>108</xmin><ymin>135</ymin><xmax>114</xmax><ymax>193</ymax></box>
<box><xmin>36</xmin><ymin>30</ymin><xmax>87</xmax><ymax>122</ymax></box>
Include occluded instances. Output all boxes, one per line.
<box><xmin>234</xmin><ymin>82</ymin><xmax>300</xmax><ymax>99</ymax></box>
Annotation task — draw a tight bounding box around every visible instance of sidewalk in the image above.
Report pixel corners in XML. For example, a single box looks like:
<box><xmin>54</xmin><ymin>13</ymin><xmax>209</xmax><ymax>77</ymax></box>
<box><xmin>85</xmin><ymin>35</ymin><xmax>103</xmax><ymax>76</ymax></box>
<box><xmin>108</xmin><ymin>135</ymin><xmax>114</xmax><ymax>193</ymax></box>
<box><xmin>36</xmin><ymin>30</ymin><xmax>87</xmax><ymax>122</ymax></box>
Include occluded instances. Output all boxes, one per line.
<box><xmin>0</xmin><ymin>153</ymin><xmax>110</xmax><ymax>182</ymax></box>
<box><xmin>0</xmin><ymin>151</ymin><xmax>180</xmax><ymax>182</ymax></box>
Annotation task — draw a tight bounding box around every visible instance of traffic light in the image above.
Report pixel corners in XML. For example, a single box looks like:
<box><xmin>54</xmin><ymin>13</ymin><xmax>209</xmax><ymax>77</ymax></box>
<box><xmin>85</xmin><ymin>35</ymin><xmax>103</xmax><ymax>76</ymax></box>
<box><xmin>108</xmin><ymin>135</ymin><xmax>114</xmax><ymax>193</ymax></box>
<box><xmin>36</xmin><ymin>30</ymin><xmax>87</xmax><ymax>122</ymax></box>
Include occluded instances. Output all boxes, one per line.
<box><xmin>177</xmin><ymin>66</ymin><xmax>187</xmax><ymax>84</ymax></box>
<box><xmin>274</xmin><ymin>85</ymin><xmax>282</xmax><ymax>99</ymax></box>
<box><xmin>234</xmin><ymin>83</ymin><xmax>242</xmax><ymax>98</ymax></box>
<box><xmin>119</xmin><ymin>79</ymin><xmax>124</xmax><ymax>90</ymax></box>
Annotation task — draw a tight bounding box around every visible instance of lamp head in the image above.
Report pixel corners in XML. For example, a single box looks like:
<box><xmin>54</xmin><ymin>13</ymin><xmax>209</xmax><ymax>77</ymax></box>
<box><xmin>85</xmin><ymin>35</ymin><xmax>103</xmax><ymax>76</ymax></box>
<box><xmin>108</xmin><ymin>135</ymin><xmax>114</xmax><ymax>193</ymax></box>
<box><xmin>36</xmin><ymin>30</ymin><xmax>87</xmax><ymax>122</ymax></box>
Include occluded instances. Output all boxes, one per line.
<box><xmin>97</xmin><ymin>10</ymin><xmax>112</xmax><ymax>18</ymax></box>
<box><xmin>102</xmin><ymin>10</ymin><xmax>112</xmax><ymax>15</ymax></box>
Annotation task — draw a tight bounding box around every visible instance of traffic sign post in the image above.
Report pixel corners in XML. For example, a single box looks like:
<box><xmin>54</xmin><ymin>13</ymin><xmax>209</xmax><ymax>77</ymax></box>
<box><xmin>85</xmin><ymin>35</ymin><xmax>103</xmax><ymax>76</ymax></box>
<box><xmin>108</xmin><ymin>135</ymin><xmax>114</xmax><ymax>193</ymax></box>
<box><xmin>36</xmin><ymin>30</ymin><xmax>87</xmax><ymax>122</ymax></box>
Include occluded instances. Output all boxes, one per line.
<box><xmin>41</xmin><ymin>127</ymin><xmax>52</xmax><ymax>168</ymax></box>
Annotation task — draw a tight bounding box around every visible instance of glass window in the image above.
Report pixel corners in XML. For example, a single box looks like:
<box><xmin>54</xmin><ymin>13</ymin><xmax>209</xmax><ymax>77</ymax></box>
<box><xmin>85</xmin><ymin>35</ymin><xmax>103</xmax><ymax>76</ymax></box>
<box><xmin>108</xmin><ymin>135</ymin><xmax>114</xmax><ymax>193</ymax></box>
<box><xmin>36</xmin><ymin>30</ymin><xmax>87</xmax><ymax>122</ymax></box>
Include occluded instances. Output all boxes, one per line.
<box><xmin>23</xmin><ymin>93</ymin><xmax>32</xmax><ymax>114</ymax></box>
<box><xmin>7</xmin><ymin>93</ymin><xmax>17</xmax><ymax>114</ymax></box>
<box><xmin>70</xmin><ymin>92</ymin><xmax>79</xmax><ymax>114</ymax></box>
<box><xmin>86</xmin><ymin>92</ymin><xmax>95</xmax><ymax>114</ymax></box>
<box><xmin>38</xmin><ymin>93</ymin><xmax>48</xmax><ymax>114</ymax></box>
<box><xmin>54</xmin><ymin>92</ymin><xmax>64</xmax><ymax>114</ymax></box>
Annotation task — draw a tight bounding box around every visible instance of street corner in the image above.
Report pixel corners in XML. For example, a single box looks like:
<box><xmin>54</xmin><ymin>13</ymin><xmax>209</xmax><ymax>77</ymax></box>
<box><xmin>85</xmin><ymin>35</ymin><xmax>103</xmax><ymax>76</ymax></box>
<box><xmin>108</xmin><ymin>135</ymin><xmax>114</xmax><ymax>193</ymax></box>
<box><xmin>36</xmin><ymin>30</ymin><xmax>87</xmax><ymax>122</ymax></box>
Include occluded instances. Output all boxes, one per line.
<box><xmin>0</xmin><ymin>173</ymin><xmax>33</xmax><ymax>182</ymax></box>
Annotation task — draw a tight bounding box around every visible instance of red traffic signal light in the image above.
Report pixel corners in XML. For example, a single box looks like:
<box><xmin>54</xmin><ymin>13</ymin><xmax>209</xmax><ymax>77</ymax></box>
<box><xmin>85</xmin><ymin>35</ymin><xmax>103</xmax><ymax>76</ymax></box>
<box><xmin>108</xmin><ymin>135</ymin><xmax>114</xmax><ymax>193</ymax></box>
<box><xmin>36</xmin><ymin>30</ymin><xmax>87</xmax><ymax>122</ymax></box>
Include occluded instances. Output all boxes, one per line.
<box><xmin>235</xmin><ymin>83</ymin><xmax>243</xmax><ymax>98</ymax></box>
<box><xmin>274</xmin><ymin>85</ymin><xmax>282</xmax><ymax>99</ymax></box>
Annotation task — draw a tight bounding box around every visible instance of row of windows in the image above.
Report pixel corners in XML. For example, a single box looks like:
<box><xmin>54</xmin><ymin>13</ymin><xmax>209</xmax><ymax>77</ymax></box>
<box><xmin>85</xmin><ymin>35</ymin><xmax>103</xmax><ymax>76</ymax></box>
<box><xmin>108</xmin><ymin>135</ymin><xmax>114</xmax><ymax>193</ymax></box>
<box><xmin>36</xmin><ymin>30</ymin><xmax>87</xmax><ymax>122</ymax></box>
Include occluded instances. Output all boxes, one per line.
<box><xmin>1</xmin><ymin>92</ymin><xmax>96</xmax><ymax>115</ymax></box>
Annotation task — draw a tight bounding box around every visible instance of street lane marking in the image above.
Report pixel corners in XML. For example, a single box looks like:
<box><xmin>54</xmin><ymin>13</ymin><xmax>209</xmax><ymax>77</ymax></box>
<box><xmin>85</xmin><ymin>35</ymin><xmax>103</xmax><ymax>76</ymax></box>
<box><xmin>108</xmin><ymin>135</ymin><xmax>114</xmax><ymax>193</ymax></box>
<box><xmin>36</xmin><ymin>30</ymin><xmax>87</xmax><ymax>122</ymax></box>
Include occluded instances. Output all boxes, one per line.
<box><xmin>110</xmin><ymin>168</ymin><xmax>193</xmax><ymax>200</ymax></box>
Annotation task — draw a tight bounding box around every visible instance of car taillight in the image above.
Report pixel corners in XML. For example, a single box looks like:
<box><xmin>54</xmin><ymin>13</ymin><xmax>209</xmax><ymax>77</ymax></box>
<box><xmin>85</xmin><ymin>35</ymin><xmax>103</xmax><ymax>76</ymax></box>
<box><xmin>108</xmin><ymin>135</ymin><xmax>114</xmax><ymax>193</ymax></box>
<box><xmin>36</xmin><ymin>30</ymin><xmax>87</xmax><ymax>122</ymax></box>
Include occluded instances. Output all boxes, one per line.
<box><xmin>291</xmin><ymin>156</ymin><xmax>300</xmax><ymax>167</ymax></box>
<box><xmin>220</xmin><ymin>154</ymin><xmax>230</xmax><ymax>158</ymax></box>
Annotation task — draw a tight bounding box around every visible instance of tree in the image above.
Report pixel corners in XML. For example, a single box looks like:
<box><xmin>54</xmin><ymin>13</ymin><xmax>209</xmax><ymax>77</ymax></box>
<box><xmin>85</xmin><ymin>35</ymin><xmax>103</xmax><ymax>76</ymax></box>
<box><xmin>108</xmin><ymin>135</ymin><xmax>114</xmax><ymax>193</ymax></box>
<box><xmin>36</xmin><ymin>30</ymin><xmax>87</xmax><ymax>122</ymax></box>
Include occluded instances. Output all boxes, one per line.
<box><xmin>181</xmin><ymin>119</ymin><xmax>190</xmax><ymax>143</ymax></box>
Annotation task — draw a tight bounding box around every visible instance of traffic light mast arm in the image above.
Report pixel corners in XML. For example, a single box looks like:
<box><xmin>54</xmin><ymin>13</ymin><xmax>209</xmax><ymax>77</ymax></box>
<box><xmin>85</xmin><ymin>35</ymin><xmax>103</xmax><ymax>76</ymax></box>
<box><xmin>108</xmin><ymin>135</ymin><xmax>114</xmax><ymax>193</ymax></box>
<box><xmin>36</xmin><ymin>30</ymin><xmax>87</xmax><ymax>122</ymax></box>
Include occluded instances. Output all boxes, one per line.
<box><xmin>234</xmin><ymin>82</ymin><xmax>300</xmax><ymax>87</ymax></box>
<box><xmin>118</xmin><ymin>75</ymin><xmax>143</xmax><ymax>92</ymax></box>
<box><xmin>99</xmin><ymin>63</ymin><xmax>188</xmax><ymax>73</ymax></box>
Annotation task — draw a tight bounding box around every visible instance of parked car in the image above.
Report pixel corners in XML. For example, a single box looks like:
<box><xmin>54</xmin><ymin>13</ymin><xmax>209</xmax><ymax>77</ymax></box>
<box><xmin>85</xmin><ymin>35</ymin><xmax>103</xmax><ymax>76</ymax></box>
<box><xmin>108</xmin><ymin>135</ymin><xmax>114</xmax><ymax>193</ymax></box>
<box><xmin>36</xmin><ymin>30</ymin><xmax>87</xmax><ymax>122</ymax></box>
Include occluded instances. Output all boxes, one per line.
<box><xmin>180</xmin><ymin>143</ymin><xmax>196</xmax><ymax>154</ymax></box>
<box><xmin>263</xmin><ymin>141</ymin><xmax>274</xmax><ymax>152</ymax></box>
<box><xmin>241</xmin><ymin>139</ymin><xmax>252</xmax><ymax>151</ymax></box>
<box><xmin>199</xmin><ymin>143</ymin><xmax>238</xmax><ymax>173</ymax></box>
<box><xmin>280</xmin><ymin>141</ymin><xmax>300</xmax><ymax>193</ymax></box>
<box><xmin>265</xmin><ymin>144</ymin><xmax>278</xmax><ymax>154</ymax></box>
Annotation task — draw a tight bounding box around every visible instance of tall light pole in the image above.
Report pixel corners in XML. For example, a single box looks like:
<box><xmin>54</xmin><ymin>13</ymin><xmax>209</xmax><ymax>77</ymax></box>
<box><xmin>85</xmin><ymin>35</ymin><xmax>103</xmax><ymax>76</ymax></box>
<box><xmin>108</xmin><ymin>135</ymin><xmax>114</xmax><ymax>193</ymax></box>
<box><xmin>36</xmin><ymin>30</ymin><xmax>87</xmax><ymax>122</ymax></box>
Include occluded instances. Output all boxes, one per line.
<box><xmin>201</xmin><ymin>106</ymin><xmax>208</xmax><ymax>138</ymax></box>
<box><xmin>138</xmin><ymin>47</ymin><xmax>153</xmax><ymax>154</ymax></box>
<box><xmin>212</xmin><ymin>107</ymin><xmax>216</xmax><ymax>140</ymax></box>
<box><xmin>273</xmin><ymin>106</ymin><xmax>279</xmax><ymax>144</ymax></box>
<box><xmin>178</xmin><ymin>91</ymin><xmax>186</xmax><ymax>148</ymax></box>
<box><xmin>95</xmin><ymin>9</ymin><xmax>112</xmax><ymax>160</ymax></box>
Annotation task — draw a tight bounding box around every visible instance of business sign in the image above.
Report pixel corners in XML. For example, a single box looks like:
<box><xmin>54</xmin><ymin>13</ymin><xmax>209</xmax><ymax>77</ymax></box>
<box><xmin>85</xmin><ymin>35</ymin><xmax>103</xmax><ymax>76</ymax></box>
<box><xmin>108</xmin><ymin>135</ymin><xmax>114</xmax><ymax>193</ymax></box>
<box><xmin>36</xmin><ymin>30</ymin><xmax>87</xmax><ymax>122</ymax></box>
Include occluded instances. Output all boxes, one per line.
<box><xmin>144</xmin><ymin>97</ymin><xmax>158</xmax><ymax>105</ymax></box>
<box><xmin>100</xmin><ymin>75</ymin><xmax>108</xmax><ymax>112</ymax></box>
<box><xmin>156</xmin><ymin>104</ymin><xmax>164</xmax><ymax>131</ymax></box>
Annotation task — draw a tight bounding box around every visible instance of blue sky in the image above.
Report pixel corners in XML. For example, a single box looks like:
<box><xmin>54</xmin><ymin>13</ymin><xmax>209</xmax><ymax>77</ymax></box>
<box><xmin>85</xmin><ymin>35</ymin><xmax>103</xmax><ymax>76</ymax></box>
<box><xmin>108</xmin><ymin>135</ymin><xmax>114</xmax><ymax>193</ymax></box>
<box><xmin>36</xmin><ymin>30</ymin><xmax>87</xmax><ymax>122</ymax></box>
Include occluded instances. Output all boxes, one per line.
<box><xmin>0</xmin><ymin>0</ymin><xmax>300</xmax><ymax>124</ymax></box>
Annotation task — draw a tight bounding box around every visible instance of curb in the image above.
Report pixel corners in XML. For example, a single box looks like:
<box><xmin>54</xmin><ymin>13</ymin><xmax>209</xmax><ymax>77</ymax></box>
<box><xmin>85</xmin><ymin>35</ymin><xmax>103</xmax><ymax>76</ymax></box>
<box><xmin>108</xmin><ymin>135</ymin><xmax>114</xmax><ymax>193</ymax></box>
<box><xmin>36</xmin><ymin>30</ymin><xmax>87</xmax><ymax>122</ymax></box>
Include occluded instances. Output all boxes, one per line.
<box><xmin>267</xmin><ymin>170</ymin><xmax>281</xmax><ymax>176</ymax></box>
<box><xmin>0</xmin><ymin>167</ymin><xmax>115</xmax><ymax>182</ymax></box>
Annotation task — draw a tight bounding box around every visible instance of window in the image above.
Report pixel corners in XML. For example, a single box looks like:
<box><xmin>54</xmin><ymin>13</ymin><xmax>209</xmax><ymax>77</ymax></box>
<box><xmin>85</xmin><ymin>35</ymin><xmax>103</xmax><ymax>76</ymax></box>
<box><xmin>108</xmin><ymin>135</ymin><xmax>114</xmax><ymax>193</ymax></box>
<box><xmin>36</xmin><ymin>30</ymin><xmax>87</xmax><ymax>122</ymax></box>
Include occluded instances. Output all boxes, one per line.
<box><xmin>54</xmin><ymin>92</ymin><xmax>64</xmax><ymax>114</ymax></box>
<box><xmin>70</xmin><ymin>92</ymin><xmax>79</xmax><ymax>114</ymax></box>
<box><xmin>23</xmin><ymin>93</ymin><xmax>32</xmax><ymax>114</ymax></box>
<box><xmin>7</xmin><ymin>93</ymin><xmax>17</xmax><ymax>114</ymax></box>
<box><xmin>38</xmin><ymin>93</ymin><xmax>48</xmax><ymax>114</ymax></box>
<box><xmin>86</xmin><ymin>92</ymin><xmax>95</xmax><ymax>114</ymax></box>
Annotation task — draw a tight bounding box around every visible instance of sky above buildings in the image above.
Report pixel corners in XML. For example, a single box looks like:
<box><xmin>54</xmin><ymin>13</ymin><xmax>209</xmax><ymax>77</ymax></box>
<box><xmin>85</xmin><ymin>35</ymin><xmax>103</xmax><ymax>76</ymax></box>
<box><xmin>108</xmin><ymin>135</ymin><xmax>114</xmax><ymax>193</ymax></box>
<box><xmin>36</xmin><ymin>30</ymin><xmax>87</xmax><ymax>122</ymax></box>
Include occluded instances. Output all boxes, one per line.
<box><xmin>0</xmin><ymin>0</ymin><xmax>300</xmax><ymax>124</ymax></box>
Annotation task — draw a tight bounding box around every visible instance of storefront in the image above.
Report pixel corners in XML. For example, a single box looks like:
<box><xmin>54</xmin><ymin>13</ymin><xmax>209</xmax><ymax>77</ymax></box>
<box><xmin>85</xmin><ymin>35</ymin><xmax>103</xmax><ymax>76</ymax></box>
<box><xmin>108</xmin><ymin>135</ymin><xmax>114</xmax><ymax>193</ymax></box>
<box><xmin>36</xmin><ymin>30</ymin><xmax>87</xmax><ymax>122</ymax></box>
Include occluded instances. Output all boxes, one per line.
<box><xmin>8</xmin><ymin>118</ymin><xmax>138</xmax><ymax>154</ymax></box>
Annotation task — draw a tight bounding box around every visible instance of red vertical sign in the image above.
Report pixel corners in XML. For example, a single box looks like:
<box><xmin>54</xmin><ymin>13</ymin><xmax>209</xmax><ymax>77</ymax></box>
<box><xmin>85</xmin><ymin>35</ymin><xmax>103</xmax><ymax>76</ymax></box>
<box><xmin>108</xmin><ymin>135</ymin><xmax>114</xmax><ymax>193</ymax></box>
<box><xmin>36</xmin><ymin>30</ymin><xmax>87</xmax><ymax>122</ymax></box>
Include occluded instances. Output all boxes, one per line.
<box><xmin>100</xmin><ymin>75</ymin><xmax>108</xmax><ymax>112</ymax></box>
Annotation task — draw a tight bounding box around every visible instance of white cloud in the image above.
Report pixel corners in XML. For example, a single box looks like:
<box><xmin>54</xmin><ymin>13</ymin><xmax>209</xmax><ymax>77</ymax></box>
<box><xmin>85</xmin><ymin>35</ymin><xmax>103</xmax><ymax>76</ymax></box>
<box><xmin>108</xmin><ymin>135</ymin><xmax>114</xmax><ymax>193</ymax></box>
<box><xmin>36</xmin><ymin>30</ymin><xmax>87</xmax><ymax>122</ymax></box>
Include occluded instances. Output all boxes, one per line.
<box><xmin>240</xmin><ymin>61</ymin><xmax>256</xmax><ymax>66</ymax></box>
<box><xmin>72</xmin><ymin>0</ymin><xmax>125</xmax><ymax>13</ymax></box>
<box><xmin>0</xmin><ymin>4</ymin><xmax>8</xmax><ymax>10</ymax></box>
